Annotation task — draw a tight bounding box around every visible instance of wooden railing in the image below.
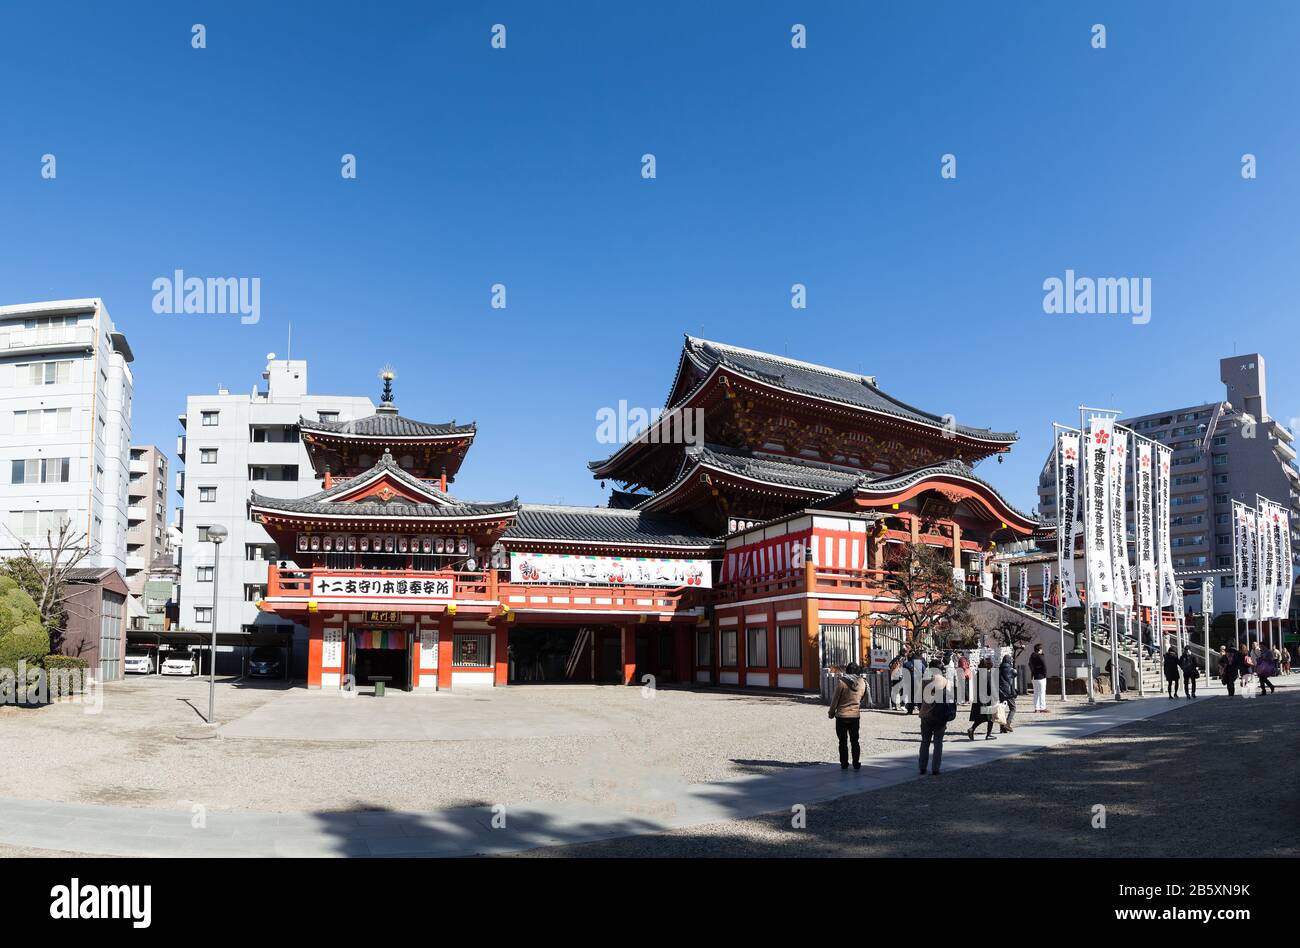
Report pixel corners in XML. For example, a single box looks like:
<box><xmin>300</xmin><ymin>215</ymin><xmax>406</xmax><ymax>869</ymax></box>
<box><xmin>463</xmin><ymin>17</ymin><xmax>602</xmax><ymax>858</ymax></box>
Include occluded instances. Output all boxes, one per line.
<box><xmin>718</xmin><ymin>564</ymin><xmax>891</xmax><ymax>601</ymax></box>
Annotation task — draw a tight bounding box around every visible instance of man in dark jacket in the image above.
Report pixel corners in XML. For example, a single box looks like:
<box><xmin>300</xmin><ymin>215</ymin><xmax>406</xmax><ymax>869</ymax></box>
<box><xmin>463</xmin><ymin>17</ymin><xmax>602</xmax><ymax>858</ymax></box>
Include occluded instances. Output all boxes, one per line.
<box><xmin>998</xmin><ymin>653</ymin><xmax>1017</xmax><ymax>732</ymax></box>
<box><xmin>1029</xmin><ymin>644</ymin><xmax>1048</xmax><ymax>712</ymax></box>
<box><xmin>1222</xmin><ymin>646</ymin><xmax>1241</xmax><ymax>697</ymax></box>
<box><xmin>1163</xmin><ymin>647</ymin><xmax>1181</xmax><ymax>699</ymax></box>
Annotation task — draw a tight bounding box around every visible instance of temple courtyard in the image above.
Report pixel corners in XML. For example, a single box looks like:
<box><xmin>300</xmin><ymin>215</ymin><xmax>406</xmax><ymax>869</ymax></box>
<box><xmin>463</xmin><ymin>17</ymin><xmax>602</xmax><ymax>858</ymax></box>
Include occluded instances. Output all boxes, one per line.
<box><xmin>1</xmin><ymin>674</ymin><xmax>1284</xmax><ymax>857</ymax></box>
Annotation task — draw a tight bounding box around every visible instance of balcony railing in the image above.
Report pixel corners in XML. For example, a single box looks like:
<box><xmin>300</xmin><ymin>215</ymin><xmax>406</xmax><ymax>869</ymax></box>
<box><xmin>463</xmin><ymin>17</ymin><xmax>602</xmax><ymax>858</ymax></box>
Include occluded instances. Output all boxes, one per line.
<box><xmin>0</xmin><ymin>324</ymin><xmax>95</xmax><ymax>354</ymax></box>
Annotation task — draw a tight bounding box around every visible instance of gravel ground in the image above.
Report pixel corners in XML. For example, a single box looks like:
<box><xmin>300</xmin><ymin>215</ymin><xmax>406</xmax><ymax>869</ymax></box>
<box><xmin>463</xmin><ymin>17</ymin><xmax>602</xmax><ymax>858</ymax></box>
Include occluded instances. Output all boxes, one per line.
<box><xmin>0</xmin><ymin>675</ymin><xmax>1094</xmax><ymax>814</ymax></box>
<box><xmin>517</xmin><ymin>687</ymin><xmax>1300</xmax><ymax>857</ymax></box>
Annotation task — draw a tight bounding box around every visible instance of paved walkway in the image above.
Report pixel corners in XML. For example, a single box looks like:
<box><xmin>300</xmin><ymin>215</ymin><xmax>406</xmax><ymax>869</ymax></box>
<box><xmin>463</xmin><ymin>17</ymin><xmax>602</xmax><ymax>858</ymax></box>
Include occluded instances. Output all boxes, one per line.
<box><xmin>0</xmin><ymin>691</ymin><xmax>1208</xmax><ymax>857</ymax></box>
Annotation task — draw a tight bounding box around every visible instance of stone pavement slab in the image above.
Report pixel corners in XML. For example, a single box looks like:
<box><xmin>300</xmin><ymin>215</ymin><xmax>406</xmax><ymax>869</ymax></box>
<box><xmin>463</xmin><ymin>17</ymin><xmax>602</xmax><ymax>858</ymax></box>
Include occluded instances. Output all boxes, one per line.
<box><xmin>0</xmin><ymin>690</ymin><xmax>1206</xmax><ymax>857</ymax></box>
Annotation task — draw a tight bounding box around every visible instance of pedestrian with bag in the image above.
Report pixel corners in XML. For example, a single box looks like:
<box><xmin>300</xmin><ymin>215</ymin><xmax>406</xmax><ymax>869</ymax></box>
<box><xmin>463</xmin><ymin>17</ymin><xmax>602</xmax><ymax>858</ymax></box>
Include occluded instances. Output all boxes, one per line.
<box><xmin>1029</xmin><ymin>643</ymin><xmax>1049</xmax><ymax>712</ymax></box>
<box><xmin>918</xmin><ymin>659</ymin><xmax>956</xmax><ymax>775</ymax></box>
<box><xmin>967</xmin><ymin>657</ymin><xmax>997</xmax><ymax>741</ymax></box>
<box><xmin>998</xmin><ymin>653</ymin><xmax>1017</xmax><ymax>732</ymax></box>
<box><xmin>1257</xmin><ymin>646</ymin><xmax>1278</xmax><ymax>695</ymax></box>
<box><xmin>827</xmin><ymin>662</ymin><xmax>867</xmax><ymax>770</ymax></box>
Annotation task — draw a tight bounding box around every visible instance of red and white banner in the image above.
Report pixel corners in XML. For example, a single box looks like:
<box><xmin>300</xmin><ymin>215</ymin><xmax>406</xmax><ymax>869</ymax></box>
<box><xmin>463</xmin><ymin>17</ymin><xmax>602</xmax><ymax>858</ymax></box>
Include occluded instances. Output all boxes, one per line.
<box><xmin>1108</xmin><ymin>428</ymin><xmax>1132</xmax><ymax>608</ymax></box>
<box><xmin>1084</xmin><ymin>416</ymin><xmax>1115</xmax><ymax>604</ymax></box>
<box><xmin>1155</xmin><ymin>444</ymin><xmax>1176</xmax><ymax>607</ymax></box>
<box><xmin>1056</xmin><ymin>433</ymin><xmax>1082</xmax><ymax>608</ymax></box>
<box><xmin>1134</xmin><ymin>440</ymin><xmax>1158</xmax><ymax>607</ymax></box>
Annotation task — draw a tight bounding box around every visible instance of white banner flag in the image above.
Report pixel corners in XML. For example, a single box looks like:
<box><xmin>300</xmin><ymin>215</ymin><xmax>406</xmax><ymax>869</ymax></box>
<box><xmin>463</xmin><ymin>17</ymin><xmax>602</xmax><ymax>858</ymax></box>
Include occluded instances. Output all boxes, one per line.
<box><xmin>1018</xmin><ymin>566</ymin><xmax>1028</xmax><ymax>607</ymax></box>
<box><xmin>1043</xmin><ymin>564</ymin><xmax>1052</xmax><ymax>608</ymax></box>
<box><xmin>1155</xmin><ymin>445</ymin><xmax>1176</xmax><ymax>607</ymax></box>
<box><xmin>1234</xmin><ymin>502</ymin><xmax>1252</xmax><ymax>620</ymax></box>
<box><xmin>1084</xmin><ymin>416</ymin><xmax>1115</xmax><ymax>604</ymax></box>
<box><xmin>1276</xmin><ymin>503</ymin><xmax>1293</xmax><ymax>618</ymax></box>
<box><xmin>1000</xmin><ymin>562</ymin><xmax>1010</xmax><ymax>600</ymax></box>
<box><xmin>1109</xmin><ymin>429</ymin><xmax>1132</xmax><ymax>607</ymax></box>
<box><xmin>1258</xmin><ymin>500</ymin><xmax>1277</xmax><ymax>619</ymax></box>
<box><xmin>1134</xmin><ymin>440</ymin><xmax>1157</xmax><ymax>607</ymax></box>
<box><xmin>1056</xmin><ymin>433</ymin><xmax>1083</xmax><ymax>608</ymax></box>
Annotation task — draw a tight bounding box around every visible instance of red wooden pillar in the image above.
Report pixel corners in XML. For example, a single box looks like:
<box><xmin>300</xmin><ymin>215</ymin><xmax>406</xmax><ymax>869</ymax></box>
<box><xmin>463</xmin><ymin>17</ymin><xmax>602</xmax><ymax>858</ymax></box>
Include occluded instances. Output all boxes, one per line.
<box><xmin>307</xmin><ymin>612</ymin><xmax>324</xmax><ymax>689</ymax></box>
<box><xmin>621</xmin><ymin>624</ymin><xmax>636</xmax><ymax>685</ymax></box>
<box><xmin>675</xmin><ymin>625</ymin><xmax>691</xmax><ymax>684</ymax></box>
<box><xmin>437</xmin><ymin>612</ymin><xmax>454</xmax><ymax>690</ymax></box>
<box><xmin>493</xmin><ymin>621</ymin><xmax>509</xmax><ymax>686</ymax></box>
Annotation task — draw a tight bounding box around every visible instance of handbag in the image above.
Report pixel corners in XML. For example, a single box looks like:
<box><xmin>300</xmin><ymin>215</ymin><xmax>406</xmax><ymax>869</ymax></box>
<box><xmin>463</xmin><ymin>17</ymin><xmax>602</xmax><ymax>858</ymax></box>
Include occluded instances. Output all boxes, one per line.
<box><xmin>991</xmin><ymin>701</ymin><xmax>1009</xmax><ymax>726</ymax></box>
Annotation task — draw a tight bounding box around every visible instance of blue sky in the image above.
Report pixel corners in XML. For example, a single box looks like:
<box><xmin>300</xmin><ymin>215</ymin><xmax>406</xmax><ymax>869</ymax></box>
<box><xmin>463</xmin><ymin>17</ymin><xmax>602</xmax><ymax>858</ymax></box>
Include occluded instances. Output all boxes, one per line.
<box><xmin>3</xmin><ymin>1</ymin><xmax>1298</xmax><ymax>514</ymax></box>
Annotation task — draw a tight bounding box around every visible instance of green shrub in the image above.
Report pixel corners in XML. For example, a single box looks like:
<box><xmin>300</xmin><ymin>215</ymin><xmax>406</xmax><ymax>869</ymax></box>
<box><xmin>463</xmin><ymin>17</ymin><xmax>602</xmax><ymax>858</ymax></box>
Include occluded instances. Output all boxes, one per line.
<box><xmin>41</xmin><ymin>655</ymin><xmax>89</xmax><ymax>672</ymax></box>
<box><xmin>0</xmin><ymin>575</ymin><xmax>49</xmax><ymax>675</ymax></box>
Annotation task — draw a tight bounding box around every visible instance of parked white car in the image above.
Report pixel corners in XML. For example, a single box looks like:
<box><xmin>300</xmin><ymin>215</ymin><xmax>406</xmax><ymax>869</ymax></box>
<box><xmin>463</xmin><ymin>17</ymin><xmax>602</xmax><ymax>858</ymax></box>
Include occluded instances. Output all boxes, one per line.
<box><xmin>160</xmin><ymin>651</ymin><xmax>199</xmax><ymax>676</ymax></box>
<box><xmin>123</xmin><ymin>653</ymin><xmax>155</xmax><ymax>675</ymax></box>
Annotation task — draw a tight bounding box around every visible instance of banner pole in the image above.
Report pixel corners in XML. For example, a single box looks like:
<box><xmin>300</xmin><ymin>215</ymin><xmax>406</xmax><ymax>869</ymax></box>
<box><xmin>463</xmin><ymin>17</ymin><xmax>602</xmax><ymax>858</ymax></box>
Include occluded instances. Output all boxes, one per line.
<box><xmin>1053</xmin><ymin>422</ymin><xmax>1068</xmax><ymax>701</ymax></box>
<box><xmin>1079</xmin><ymin>407</ymin><xmax>1096</xmax><ymax>703</ymax></box>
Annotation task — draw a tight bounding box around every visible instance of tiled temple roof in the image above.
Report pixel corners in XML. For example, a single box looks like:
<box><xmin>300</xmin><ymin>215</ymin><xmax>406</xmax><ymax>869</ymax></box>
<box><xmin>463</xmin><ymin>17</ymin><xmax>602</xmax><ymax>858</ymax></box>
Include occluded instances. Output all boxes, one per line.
<box><xmin>503</xmin><ymin>504</ymin><xmax>718</xmax><ymax>549</ymax></box>
<box><xmin>299</xmin><ymin>413</ymin><xmax>476</xmax><ymax>439</ymax></box>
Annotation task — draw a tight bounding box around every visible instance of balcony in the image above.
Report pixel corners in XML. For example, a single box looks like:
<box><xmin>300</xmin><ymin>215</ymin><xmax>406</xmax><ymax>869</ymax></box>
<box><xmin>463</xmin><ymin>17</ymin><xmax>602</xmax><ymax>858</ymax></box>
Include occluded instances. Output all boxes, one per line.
<box><xmin>176</xmin><ymin>435</ymin><xmax>186</xmax><ymax>461</ymax></box>
<box><xmin>176</xmin><ymin>471</ymin><xmax>185</xmax><ymax>494</ymax></box>
<box><xmin>127</xmin><ymin>505</ymin><xmax>147</xmax><ymax>522</ymax></box>
<box><xmin>263</xmin><ymin>565</ymin><xmax>704</xmax><ymax>619</ymax></box>
<box><xmin>0</xmin><ymin>324</ymin><xmax>95</xmax><ymax>355</ymax></box>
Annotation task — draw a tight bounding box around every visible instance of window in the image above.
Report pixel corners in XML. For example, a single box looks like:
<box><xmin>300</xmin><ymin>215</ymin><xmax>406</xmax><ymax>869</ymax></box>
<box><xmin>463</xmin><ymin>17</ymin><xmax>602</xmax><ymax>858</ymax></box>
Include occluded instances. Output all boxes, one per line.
<box><xmin>196</xmin><ymin>566</ymin><xmax>213</xmax><ymax>582</ymax></box>
<box><xmin>1214</xmin><ymin>474</ymin><xmax>1229</xmax><ymax>485</ymax></box>
<box><xmin>10</xmin><ymin>457</ymin><xmax>70</xmax><ymax>484</ymax></box>
<box><xmin>195</xmin><ymin>607</ymin><xmax>212</xmax><ymax>623</ymax></box>
<box><xmin>746</xmin><ymin>626</ymin><xmax>768</xmax><ymax>667</ymax></box>
<box><xmin>1215</xmin><ymin>493</ymin><xmax>1229</xmax><ymax>505</ymax></box>
<box><xmin>7</xmin><ymin>509</ymin><xmax>69</xmax><ymax>538</ymax></box>
<box><xmin>13</xmin><ymin>408</ymin><xmax>72</xmax><ymax>433</ymax></box>
<box><xmin>452</xmin><ymin>633</ymin><xmax>492</xmax><ymax>668</ymax></box>
<box><xmin>1216</xmin><ymin>534</ymin><xmax>1230</xmax><ymax>546</ymax></box>
<box><xmin>1173</xmin><ymin>475</ymin><xmax>1200</xmax><ymax>486</ymax></box>
<box><xmin>1213</xmin><ymin>435</ymin><xmax>1229</xmax><ymax>446</ymax></box>
<box><xmin>18</xmin><ymin>361</ymin><xmax>72</xmax><ymax>385</ymax></box>
<box><xmin>1216</xmin><ymin>513</ymin><xmax>1230</xmax><ymax>524</ymax></box>
<box><xmin>819</xmin><ymin>624</ymin><xmax>858</xmax><ymax>668</ymax></box>
<box><xmin>317</xmin><ymin>411</ymin><xmax>340</xmax><ymax>422</ymax></box>
<box><xmin>201</xmin><ymin>411</ymin><xmax>219</xmax><ymax>426</ymax></box>
<box><xmin>1217</xmin><ymin>555</ymin><xmax>1232</xmax><ymax>567</ymax></box>
<box><xmin>720</xmin><ymin>629</ymin><xmax>738</xmax><ymax>666</ymax></box>
<box><xmin>200</xmin><ymin>448</ymin><xmax>218</xmax><ymax>464</ymax></box>
<box><xmin>778</xmin><ymin>625</ymin><xmax>802</xmax><ymax>670</ymax></box>
<box><xmin>695</xmin><ymin>630</ymin><xmax>712</xmax><ymax>667</ymax></box>
<box><xmin>199</xmin><ymin>486</ymin><xmax>217</xmax><ymax>502</ymax></box>
<box><xmin>197</xmin><ymin>526</ymin><xmax>213</xmax><ymax>542</ymax></box>
<box><xmin>244</xmin><ymin>584</ymin><xmax>266</xmax><ymax>602</ymax></box>
<box><xmin>1213</xmin><ymin>454</ymin><xmax>1228</xmax><ymax>466</ymax></box>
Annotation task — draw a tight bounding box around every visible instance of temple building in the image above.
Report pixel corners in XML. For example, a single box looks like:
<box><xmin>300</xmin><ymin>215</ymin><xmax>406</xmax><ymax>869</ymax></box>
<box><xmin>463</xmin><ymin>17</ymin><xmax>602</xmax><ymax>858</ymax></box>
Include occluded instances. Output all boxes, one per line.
<box><xmin>254</xmin><ymin>340</ymin><xmax>1037</xmax><ymax>693</ymax></box>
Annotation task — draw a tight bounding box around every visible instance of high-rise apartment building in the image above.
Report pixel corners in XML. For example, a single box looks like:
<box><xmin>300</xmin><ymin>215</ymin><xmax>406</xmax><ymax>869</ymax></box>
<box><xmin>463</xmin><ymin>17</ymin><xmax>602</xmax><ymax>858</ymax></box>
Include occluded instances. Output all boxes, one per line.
<box><xmin>126</xmin><ymin>445</ymin><xmax>169</xmax><ymax>598</ymax></box>
<box><xmin>0</xmin><ymin>299</ymin><xmax>134</xmax><ymax>574</ymax></box>
<box><xmin>1039</xmin><ymin>353</ymin><xmax>1300</xmax><ymax>617</ymax></box>
<box><xmin>175</xmin><ymin>357</ymin><xmax>373</xmax><ymax>668</ymax></box>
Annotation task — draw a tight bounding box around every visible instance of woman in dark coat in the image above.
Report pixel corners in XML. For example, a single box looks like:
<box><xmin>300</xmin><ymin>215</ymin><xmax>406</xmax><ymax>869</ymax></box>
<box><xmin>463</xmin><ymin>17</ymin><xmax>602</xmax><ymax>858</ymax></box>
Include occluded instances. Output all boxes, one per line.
<box><xmin>997</xmin><ymin>654</ymin><xmax>1017</xmax><ymax>732</ymax></box>
<box><xmin>966</xmin><ymin>657</ymin><xmax>997</xmax><ymax>741</ymax></box>
<box><xmin>1180</xmin><ymin>648</ymin><xmax>1200</xmax><ymax>698</ymax></box>
<box><xmin>1163</xmin><ymin>647</ymin><xmax>1181</xmax><ymax>698</ymax></box>
<box><xmin>1222</xmin><ymin>645</ymin><xmax>1240</xmax><ymax>697</ymax></box>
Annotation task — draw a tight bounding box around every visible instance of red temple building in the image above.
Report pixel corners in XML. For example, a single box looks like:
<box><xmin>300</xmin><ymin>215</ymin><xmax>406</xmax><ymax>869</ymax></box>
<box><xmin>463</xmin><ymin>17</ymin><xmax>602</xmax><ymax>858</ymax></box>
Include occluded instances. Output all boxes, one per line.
<box><xmin>255</xmin><ymin>340</ymin><xmax>1037</xmax><ymax>693</ymax></box>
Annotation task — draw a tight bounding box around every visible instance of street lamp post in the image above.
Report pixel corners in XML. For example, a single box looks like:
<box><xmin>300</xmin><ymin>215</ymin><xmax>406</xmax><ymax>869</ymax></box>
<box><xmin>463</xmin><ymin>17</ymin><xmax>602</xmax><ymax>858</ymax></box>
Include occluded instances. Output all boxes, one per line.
<box><xmin>207</xmin><ymin>524</ymin><xmax>228</xmax><ymax>725</ymax></box>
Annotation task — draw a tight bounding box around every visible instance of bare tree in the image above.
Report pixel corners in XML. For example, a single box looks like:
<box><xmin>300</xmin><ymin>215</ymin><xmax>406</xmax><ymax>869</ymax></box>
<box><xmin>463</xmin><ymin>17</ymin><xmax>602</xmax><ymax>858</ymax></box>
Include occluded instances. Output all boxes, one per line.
<box><xmin>878</xmin><ymin>542</ymin><xmax>973</xmax><ymax>652</ymax></box>
<box><xmin>987</xmin><ymin>617</ymin><xmax>1035</xmax><ymax>663</ymax></box>
<box><xmin>1</xmin><ymin>519</ymin><xmax>93</xmax><ymax>649</ymax></box>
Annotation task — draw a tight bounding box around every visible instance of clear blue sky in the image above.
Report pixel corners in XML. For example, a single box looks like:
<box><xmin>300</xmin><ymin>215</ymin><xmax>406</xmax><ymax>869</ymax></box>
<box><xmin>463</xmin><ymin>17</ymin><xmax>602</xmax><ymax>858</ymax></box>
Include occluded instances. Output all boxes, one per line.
<box><xmin>3</xmin><ymin>1</ymin><xmax>1298</xmax><ymax>515</ymax></box>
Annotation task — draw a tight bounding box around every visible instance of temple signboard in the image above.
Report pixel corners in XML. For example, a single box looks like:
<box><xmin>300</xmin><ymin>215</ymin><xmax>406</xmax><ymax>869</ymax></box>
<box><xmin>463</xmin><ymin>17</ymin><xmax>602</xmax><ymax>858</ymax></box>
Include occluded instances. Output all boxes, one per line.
<box><xmin>509</xmin><ymin>553</ymin><xmax>711</xmax><ymax>588</ymax></box>
<box><xmin>310</xmin><ymin>573</ymin><xmax>455</xmax><ymax>601</ymax></box>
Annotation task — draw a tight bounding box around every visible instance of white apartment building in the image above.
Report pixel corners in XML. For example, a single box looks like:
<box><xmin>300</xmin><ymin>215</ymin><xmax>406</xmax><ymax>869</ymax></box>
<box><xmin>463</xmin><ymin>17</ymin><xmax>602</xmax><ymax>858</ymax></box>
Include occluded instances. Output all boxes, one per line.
<box><xmin>0</xmin><ymin>299</ymin><xmax>134</xmax><ymax>574</ymax></box>
<box><xmin>176</xmin><ymin>357</ymin><xmax>373</xmax><ymax>668</ymax></box>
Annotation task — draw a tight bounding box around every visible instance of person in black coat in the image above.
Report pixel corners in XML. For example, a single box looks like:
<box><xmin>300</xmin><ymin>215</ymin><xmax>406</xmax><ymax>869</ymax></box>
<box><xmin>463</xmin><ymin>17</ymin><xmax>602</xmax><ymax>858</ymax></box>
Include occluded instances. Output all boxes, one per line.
<box><xmin>1163</xmin><ymin>647</ymin><xmax>1181</xmax><ymax>699</ymax></box>
<box><xmin>966</xmin><ymin>657</ymin><xmax>997</xmax><ymax>741</ymax></box>
<box><xmin>997</xmin><ymin>653</ymin><xmax>1017</xmax><ymax>732</ymax></box>
<box><xmin>1222</xmin><ymin>645</ymin><xmax>1241</xmax><ymax>697</ymax></box>
<box><xmin>1180</xmin><ymin>648</ymin><xmax>1200</xmax><ymax>698</ymax></box>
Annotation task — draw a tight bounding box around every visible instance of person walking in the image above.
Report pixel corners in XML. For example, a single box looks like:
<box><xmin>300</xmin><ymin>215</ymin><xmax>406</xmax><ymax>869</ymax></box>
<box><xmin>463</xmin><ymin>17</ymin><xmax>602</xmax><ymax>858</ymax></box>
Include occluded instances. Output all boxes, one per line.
<box><xmin>1180</xmin><ymin>647</ymin><xmax>1200</xmax><ymax>698</ymax></box>
<box><xmin>967</xmin><ymin>657</ymin><xmax>997</xmax><ymax>741</ymax></box>
<box><xmin>1029</xmin><ymin>643</ymin><xmax>1049</xmax><ymax>713</ymax></box>
<box><xmin>956</xmin><ymin>649</ymin><xmax>972</xmax><ymax>704</ymax></box>
<box><xmin>1163</xmin><ymin>646</ymin><xmax>1181</xmax><ymax>699</ymax></box>
<box><xmin>1222</xmin><ymin>645</ymin><xmax>1240</xmax><ymax>697</ymax></box>
<box><xmin>1257</xmin><ymin>645</ymin><xmax>1278</xmax><ymax>695</ymax></box>
<box><xmin>902</xmin><ymin>651</ymin><xmax>922</xmax><ymax>715</ymax></box>
<box><xmin>998</xmin><ymin>653</ymin><xmax>1017</xmax><ymax>732</ymax></box>
<box><xmin>827</xmin><ymin>662</ymin><xmax>867</xmax><ymax>770</ymax></box>
<box><xmin>888</xmin><ymin>654</ymin><xmax>904</xmax><ymax>711</ymax></box>
<box><xmin>1281</xmin><ymin>645</ymin><xmax>1293</xmax><ymax>676</ymax></box>
<box><xmin>918</xmin><ymin>659</ymin><xmax>955</xmax><ymax>775</ymax></box>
